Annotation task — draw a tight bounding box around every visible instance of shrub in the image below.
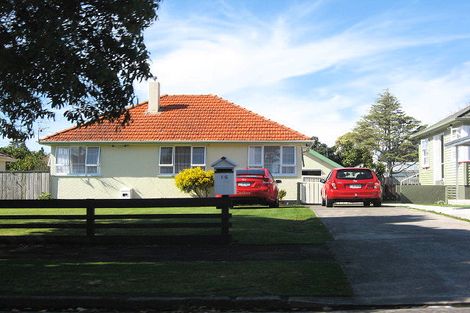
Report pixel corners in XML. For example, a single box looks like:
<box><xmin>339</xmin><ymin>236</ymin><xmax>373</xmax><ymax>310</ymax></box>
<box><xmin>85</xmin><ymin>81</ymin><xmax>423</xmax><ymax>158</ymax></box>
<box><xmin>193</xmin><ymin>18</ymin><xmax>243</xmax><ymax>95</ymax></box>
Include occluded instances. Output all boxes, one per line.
<box><xmin>278</xmin><ymin>189</ymin><xmax>287</xmax><ymax>200</ymax></box>
<box><xmin>38</xmin><ymin>192</ymin><xmax>52</xmax><ymax>200</ymax></box>
<box><xmin>175</xmin><ymin>167</ymin><xmax>214</xmax><ymax>198</ymax></box>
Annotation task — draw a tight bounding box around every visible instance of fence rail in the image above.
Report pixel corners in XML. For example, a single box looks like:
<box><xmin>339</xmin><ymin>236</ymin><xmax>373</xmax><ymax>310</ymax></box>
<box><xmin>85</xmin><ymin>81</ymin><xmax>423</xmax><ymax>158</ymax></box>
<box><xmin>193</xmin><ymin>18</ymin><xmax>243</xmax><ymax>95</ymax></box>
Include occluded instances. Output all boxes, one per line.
<box><xmin>0</xmin><ymin>171</ymin><xmax>49</xmax><ymax>200</ymax></box>
<box><xmin>0</xmin><ymin>197</ymin><xmax>257</xmax><ymax>244</ymax></box>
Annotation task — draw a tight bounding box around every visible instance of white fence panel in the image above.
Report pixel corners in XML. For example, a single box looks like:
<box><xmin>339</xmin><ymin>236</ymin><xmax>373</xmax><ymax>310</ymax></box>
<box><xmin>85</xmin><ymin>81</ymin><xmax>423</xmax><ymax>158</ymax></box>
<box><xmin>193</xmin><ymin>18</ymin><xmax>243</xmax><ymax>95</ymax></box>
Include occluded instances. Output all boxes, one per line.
<box><xmin>298</xmin><ymin>181</ymin><xmax>323</xmax><ymax>204</ymax></box>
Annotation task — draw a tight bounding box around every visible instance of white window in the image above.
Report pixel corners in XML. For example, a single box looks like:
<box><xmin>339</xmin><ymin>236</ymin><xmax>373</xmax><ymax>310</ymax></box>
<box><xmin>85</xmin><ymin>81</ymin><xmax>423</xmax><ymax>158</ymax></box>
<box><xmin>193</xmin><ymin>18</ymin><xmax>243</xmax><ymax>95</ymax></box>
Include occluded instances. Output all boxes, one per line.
<box><xmin>450</xmin><ymin>126</ymin><xmax>470</xmax><ymax>140</ymax></box>
<box><xmin>451</xmin><ymin>127</ymin><xmax>461</xmax><ymax>140</ymax></box>
<box><xmin>192</xmin><ymin>147</ymin><xmax>205</xmax><ymax>166</ymax></box>
<box><xmin>248</xmin><ymin>146</ymin><xmax>297</xmax><ymax>175</ymax></box>
<box><xmin>55</xmin><ymin>147</ymin><xmax>100</xmax><ymax>176</ymax></box>
<box><xmin>248</xmin><ymin>146</ymin><xmax>262</xmax><ymax>167</ymax></box>
<box><xmin>159</xmin><ymin>146</ymin><xmax>206</xmax><ymax>175</ymax></box>
<box><xmin>159</xmin><ymin>147</ymin><xmax>174</xmax><ymax>175</ymax></box>
<box><xmin>421</xmin><ymin>139</ymin><xmax>429</xmax><ymax>168</ymax></box>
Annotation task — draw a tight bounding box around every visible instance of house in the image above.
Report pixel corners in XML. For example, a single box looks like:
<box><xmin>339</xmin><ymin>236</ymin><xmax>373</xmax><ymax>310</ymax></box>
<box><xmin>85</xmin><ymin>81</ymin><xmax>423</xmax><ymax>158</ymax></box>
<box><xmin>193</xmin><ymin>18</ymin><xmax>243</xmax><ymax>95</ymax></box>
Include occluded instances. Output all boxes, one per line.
<box><xmin>40</xmin><ymin>82</ymin><xmax>344</xmax><ymax>200</ymax></box>
<box><xmin>302</xmin><ymin>149</ymin><xmax>342</xmax><ymax>177</ymax></box>
<box><xmin>0</xmin><ymin>153</ymin><xmax>15</xmax><ymax>171</ymax></box>
<box><xmin>411</xmin><ymin>105</ymin><xmax>470</xmax><ymax>203</ymax></box>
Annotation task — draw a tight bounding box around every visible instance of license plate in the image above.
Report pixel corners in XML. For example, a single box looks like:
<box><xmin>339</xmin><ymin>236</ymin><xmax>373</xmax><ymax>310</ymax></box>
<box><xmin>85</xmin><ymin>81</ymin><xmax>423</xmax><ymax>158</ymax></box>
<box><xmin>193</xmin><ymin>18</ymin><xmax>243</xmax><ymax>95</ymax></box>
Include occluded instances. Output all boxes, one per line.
<box><xmin>238</xmin><ymin>182</ymin><xmax>251</xmax><ymax>187</ymax></box>
<box><xmin>349</xmin><ymin>184</ymin><xmax>362</xmax><ymax>189</ymax></box>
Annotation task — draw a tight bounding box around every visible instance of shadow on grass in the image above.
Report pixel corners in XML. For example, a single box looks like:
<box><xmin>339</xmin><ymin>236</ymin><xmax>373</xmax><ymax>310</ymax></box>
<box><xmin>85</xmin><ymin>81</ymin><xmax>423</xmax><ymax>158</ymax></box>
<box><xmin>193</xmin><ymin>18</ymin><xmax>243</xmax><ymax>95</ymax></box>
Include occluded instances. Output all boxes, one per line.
<box><xmin>0</xmin><ymin>207</ymin><xmax>353</xmax><ymax>298</ymax></box>
<box><xmin>0</xmin><ymin>207</ymin><xmax>329</xmax><ymax>245</ymax></box>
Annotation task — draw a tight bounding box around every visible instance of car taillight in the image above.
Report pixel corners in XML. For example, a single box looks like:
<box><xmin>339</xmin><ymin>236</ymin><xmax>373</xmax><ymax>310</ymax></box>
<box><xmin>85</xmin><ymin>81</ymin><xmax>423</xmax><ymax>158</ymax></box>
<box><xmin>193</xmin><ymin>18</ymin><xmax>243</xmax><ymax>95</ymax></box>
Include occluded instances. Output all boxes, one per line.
<box><xmin>263</xmin><ymin>177</ymin><xmax>271</xmax><ymax>185</ymax></box>
<box><xmin>366</xmin><ymin>182</ymin><xmax>381</xmax><ymax>189</ymax></box>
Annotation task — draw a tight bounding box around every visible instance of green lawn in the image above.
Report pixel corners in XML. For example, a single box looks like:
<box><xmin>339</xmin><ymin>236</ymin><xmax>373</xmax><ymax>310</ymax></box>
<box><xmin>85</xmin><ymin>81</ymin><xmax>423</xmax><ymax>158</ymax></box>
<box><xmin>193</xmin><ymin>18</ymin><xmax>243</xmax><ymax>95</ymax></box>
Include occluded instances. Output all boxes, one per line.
<box><xmin>0</xmin><ymin>206</ymin><xmax>331</xmax><ymax>244</ymax></box>
<box><xmin>0</xmin><ymin>206</ymin><xmax>352</xmax><ymax>297</ymax></box>
<box><xmin>0</xmin><ymin>260</ymin><xmax>350</xmax><ymax>297</ymax></box>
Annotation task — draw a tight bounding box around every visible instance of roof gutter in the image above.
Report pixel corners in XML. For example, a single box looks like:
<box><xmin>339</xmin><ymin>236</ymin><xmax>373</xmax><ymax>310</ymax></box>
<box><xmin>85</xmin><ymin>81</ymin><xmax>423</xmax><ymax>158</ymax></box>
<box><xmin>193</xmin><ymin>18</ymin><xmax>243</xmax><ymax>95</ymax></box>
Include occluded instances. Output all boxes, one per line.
<box><xmin>411</xmin><ymin>117</ymin><xmax>470</xmax><ymax>140</ymax></box>
<box><xmin>39</xmin><ymin>140</ymin><xmax>313</xmax><ymax>145</ymax></box>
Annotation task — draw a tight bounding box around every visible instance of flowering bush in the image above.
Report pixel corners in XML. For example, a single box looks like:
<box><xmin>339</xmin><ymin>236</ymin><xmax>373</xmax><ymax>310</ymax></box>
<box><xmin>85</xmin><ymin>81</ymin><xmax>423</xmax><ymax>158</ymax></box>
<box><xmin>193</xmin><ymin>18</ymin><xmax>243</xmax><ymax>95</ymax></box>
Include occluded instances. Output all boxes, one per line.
<box><xmin>175</xmin><ymin>167</ymin><xmax>214</xmax><ymax>198</ymax></box>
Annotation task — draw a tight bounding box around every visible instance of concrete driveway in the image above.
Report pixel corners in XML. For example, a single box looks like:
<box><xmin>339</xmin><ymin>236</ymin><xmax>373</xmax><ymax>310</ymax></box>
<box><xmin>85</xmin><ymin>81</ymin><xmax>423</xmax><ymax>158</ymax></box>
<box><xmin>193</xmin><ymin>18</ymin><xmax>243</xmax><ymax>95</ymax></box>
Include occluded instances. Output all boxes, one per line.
<box><xmin>313</xmin><ymin>205</ymin><xmax>470</xmax><ymax>305</ymax></box>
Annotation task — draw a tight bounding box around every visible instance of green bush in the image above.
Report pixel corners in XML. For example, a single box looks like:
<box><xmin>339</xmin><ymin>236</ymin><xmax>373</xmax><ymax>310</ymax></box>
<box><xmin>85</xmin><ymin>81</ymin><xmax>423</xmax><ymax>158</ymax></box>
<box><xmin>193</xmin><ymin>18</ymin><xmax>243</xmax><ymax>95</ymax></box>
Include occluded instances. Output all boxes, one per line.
<box><xmin>278</xmin><ymin>189</ymin><xmax>287</xmax><ymax>200</ymax></box>
<box><xmin>38</xmin><ymin>192</ymin><xmax>52</xmax><ymax>200</ymax></box>
<box><xmin>175</xmin><ymin>167</ymin><xmax>214</xmax><ymax>198</ymax></box>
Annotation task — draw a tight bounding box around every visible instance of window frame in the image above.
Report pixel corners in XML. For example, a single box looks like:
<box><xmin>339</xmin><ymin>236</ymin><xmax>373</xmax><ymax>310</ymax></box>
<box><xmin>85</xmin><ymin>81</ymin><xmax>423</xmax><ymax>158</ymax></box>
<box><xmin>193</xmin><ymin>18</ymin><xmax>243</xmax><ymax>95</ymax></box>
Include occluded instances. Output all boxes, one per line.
<box><xmin>54</xmin><ymin>146</ymin><xmax>101</xmax><ymax>176</ymax></box>
<box><xmin>421</xmin><ymin>139</ymin><xmax>429</xmax><ymax>168</ymax></box>
<box><xmin>451</xmin><ymin>127</ymin><xmax>461</xmax><ymax>140</ymax></box>
<box><xmin>247</xmin><ymin>145</ymin><xmax>297</xmax><ymax>176</ymax></box>
<box><xmin>158</xmin><ymin>146</ymin><xmax>206</xmax><ymax>176</ymax></box>
<box><xmin>191</xmin><ymin>147</ymin><xmax>206</xmax><ymax>167</ymax></box>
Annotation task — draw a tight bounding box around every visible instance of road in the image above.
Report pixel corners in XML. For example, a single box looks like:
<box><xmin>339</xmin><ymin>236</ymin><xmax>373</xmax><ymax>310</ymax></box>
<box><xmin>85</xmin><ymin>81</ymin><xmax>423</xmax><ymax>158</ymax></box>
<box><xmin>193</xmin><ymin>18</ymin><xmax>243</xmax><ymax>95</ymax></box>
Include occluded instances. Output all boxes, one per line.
<box><xmin>313</xmin><ymin>205</ymin><xmax>470</xmax><ymax>305</ymax></box>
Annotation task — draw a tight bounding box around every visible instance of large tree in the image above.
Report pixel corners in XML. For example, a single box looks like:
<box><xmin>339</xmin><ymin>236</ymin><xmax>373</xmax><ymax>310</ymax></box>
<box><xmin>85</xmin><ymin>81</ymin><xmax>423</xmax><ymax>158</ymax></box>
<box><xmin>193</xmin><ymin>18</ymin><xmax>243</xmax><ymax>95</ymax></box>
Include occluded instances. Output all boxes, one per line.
<box><xmin>334</xmin><ymin>132</ymin><xmax>373</xmax><ymax>168</ymax></box>
<box><xmin>0</xmin><ymin>0</ymin><xmax>160</xmax><ymax>140</ymax></box>
<box><xmin>335</xmin><ymin>90</ymin><xmax>422</xmax><ymax>177</ymax></box>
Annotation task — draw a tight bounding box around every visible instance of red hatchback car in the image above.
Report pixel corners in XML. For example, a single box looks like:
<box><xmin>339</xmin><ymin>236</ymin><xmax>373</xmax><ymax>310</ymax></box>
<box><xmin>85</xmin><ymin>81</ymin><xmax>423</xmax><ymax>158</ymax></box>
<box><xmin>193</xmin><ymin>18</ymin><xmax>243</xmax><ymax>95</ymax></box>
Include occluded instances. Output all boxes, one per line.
<box><xmin>232</xmin><ymin>168</ymin><xmax>281</xmax><ymax>207</ymax></box>
<box><xmin>321</xmin><ymin>168</ymin><xmax>382</xmax><ymax>207</ymax></box>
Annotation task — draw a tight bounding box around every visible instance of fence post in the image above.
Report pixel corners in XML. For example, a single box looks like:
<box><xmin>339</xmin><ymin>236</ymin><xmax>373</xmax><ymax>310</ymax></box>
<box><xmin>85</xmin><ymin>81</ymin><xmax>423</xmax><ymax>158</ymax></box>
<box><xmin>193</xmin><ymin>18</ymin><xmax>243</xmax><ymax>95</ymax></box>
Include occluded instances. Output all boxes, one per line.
<box><xmin>220</xmin><ymin>196</ymin><xmax>231</xmax><ymax>242</ymax></box>
<box><xmin>86</xmin><ymin>207</ymin><xmax>95</xmax><ymax>238</ymax></box>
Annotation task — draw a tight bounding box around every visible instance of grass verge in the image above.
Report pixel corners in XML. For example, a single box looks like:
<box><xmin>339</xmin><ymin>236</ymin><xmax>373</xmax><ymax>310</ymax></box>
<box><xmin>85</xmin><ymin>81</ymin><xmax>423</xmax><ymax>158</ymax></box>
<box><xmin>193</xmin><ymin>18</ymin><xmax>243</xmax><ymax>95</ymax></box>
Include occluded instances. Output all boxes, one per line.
<box><xmin>0</xmin><ymin>259</ymin><xmax>351</xmax><ymax>297</ymax></box>
<box><xmin>0</xmin><ymin>206</ymin><xmax>352</xmax><ymax>297</ymax></box>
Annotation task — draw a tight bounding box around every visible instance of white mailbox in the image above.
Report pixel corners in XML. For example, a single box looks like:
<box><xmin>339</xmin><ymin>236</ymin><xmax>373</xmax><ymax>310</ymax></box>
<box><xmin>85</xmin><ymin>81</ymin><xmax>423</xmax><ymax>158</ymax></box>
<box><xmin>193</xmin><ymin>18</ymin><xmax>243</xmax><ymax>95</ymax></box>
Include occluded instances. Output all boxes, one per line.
<box><xmin>211</xmin><ymin>156</ymin><xmax>238</xmax><ymax>195</ymax></box>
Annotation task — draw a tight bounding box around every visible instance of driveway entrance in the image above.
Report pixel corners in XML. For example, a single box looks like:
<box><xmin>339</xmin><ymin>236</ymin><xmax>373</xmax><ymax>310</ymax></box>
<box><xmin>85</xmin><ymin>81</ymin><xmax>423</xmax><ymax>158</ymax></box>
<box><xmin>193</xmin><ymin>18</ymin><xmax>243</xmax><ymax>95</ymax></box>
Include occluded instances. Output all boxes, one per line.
<box><xmin>313</xmin><ymin>205</ymin><xmax>470</xmax><ymax>305</ymax></box>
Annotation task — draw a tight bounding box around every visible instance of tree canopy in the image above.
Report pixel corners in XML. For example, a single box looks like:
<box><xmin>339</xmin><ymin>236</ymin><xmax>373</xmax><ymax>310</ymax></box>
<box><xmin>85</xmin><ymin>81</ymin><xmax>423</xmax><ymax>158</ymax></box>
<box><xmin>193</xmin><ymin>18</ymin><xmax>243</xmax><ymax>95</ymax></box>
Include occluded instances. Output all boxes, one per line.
<box><xmin>0</xmin><ymin>141</ymin><xmax>48</xmax><ymax>171</ymax></box>
<box><xmin>310</xmin><ymin>136</ymin><xmax>342</xmax><ymax>165</ymax></box>
<box><xmin>334</xmin><ymin>90</ymin><xmax>422</xmax><ymax>177</ymax></box>
<box><xmin>0</xmin><ymin>0</ymin><xmax>160</xmax><ymax>140</ymax></box>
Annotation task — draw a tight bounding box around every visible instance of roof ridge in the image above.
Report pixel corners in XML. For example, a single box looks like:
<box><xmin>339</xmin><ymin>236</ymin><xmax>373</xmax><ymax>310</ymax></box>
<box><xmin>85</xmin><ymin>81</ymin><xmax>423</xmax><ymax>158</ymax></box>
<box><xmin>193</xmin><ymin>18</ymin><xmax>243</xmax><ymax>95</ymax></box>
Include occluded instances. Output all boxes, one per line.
<box><xmin>214</xmin><ymin>95</ymin><xmax>310</xmax><ymax>139</ymax></box>
<box><xmin>41</xmin><ymin>94</ymin><xmax>312</xmax><ymax>143</ymax></box>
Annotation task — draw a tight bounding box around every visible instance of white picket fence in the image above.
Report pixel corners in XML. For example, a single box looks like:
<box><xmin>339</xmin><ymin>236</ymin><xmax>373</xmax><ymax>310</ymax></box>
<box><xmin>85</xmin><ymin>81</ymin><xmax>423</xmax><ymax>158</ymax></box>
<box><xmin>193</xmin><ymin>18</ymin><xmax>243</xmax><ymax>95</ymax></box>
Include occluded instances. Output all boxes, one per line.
<box><xmin>298</xmin><ymin>176</ymin><xmax>323</xmax><ymax>204</ymax></box>
<box><xmin>0</xmin><ymin>171</ymin><xmax>50</xmax><ymax>200</ymax></box>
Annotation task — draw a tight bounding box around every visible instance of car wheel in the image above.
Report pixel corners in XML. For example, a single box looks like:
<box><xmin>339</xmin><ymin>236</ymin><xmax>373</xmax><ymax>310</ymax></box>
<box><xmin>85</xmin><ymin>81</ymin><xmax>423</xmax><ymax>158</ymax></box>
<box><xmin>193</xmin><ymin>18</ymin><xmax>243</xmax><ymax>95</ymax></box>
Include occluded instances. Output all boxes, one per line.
<box><xmin>373</xmin><ymin>200</ymin><xmax>382</xmax><ymax>207</ymax></box>
<box><xmin>363</xmin><ymin>201</ymin><xmax>371</xmax><ymax>207</ymax></box>
<box><xmin>321</xmin><ymin>198</ymin><xmax>326</xmax><ymax>206</ymax></box>
<box><xmin>269</xmin><ymin>199</ymin><xmax>280</xmax><ymax>208</ymax></box>
<box><xmin>326</xmin><ymin>197</ymin><xmax>334</xmax><ymax>207</ymax></box>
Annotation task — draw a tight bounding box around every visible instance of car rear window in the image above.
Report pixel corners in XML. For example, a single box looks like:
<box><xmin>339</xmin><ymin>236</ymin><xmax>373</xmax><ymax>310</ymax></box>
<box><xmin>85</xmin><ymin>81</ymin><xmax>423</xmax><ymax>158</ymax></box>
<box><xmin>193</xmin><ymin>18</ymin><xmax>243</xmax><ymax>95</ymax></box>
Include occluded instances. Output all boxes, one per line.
<box><xmin>335</xmin><ymin>169</ymin><xmax>373</xmax><ymax>180</ymax></box>
<box><xmin>237</xmin><ymin>169</ymin><xmax>265</xmax><ymax>176</ymax></box>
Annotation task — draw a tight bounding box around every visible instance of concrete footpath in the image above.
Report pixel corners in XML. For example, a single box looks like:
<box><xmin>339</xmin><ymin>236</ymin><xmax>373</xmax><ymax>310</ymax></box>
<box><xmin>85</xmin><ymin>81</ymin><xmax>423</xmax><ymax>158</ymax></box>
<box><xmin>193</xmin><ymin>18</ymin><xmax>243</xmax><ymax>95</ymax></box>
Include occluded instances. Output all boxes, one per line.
<box><xmin>388</xmin><ymin>202</ymin><xmax>470</xmax><ymax>221</ymax></box>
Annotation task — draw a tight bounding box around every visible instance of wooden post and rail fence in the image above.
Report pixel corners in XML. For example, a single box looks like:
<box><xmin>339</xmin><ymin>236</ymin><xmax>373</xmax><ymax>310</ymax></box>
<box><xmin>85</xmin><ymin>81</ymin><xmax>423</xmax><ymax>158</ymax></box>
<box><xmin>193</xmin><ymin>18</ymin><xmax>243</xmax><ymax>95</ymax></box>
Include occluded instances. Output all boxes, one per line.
<box><xmin>0</xmin><ymin>197</ymin><xmax>260</xmax><ymax>244</ymax></box>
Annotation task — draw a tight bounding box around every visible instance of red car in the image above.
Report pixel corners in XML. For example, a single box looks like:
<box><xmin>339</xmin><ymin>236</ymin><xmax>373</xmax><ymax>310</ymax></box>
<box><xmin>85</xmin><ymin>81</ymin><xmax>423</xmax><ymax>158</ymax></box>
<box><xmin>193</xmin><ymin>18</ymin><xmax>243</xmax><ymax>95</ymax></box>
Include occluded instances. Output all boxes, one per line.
<box><xmin>320</xmin><ymin>168</ymin><xmax>382</xmax><ymax>207</ymax></box>
<box><xmin>232</xmin><ymin>168</ymin><xmax>281</xmax><ymax>207</ymax></box>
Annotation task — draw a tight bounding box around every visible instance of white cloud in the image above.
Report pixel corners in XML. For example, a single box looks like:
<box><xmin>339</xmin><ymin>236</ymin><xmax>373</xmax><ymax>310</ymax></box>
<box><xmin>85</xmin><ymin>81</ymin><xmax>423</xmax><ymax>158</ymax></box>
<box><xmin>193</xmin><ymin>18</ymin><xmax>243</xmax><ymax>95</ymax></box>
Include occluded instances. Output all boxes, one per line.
<box><xmin>133</xmin><ymin>2</ymin><xmax>470</xmax><ymax>146</ymax></box>
<box><xmin>233</xmin><ymin>92</ymin><xmax>358</xmax><ymax>145</ymax></box>
<box><xmin>143</xmin><ymin>4</ymin><xmax>452</xmax><ymax>93</ymax></box>
<box><xmin>391</xmin><ymin>64</ymin><xmax>470</xmax><ymax>125</ymax></box>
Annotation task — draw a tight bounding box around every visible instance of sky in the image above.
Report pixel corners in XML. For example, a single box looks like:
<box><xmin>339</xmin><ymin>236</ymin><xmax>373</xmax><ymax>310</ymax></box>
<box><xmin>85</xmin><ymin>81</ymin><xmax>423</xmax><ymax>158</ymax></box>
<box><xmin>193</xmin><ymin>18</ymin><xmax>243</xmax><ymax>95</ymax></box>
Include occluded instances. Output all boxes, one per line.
<box><xmin>6</xmin><ymin>0</ymin><xmax>470</xmax><ymax>151</ymax></box>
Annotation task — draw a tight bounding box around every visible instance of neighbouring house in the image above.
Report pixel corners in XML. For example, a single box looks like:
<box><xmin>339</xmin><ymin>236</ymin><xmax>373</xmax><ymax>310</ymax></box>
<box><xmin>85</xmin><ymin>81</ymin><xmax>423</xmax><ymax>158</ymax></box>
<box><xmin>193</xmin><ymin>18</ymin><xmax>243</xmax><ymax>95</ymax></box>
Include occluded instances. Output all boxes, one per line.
<box><xmin>0</xmin><ymin>153</ymin><xmax>15</xmax><ymax>171</ymax></box>
<box><xmin>411</xmin><ymin>105</ymin><xmax>470</xmax><ymax>203</ymax></box>
<box><xmin>302</xmin><ymin>149</ymin><xmax>342</xmax><ymax>177</ymax></box>
<box><xmin>40</xmin><ymin>82</ymin><xmax>339</xmax><ymax>200</ymax></box>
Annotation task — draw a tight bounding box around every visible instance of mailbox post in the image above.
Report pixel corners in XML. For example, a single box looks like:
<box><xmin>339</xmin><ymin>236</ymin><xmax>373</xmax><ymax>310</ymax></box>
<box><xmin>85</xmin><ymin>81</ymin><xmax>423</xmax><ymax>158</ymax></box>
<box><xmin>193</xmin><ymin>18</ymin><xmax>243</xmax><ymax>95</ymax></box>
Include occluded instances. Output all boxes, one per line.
<box><xmin>211</xmin><ymin>157</ymin><xmax>237</xmax><ymax>239</ymax></box>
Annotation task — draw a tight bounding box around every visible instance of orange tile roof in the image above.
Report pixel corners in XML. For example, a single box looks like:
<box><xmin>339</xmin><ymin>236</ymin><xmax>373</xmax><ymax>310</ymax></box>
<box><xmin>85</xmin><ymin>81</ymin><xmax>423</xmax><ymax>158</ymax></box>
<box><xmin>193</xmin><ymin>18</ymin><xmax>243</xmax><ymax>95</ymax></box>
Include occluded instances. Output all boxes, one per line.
<box><xmin>41</xmin><ymin>95</ymin><xmax>310</xmax><ymax>143</ymax></box>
